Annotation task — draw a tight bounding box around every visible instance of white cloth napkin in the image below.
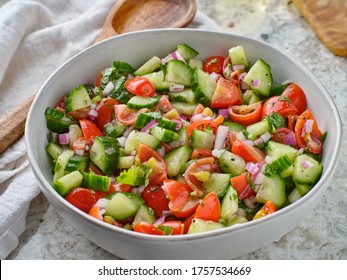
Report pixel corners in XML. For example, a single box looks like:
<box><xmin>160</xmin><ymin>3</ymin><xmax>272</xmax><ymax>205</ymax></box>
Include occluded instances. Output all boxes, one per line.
<box><xmin>0</xmin><ymin>0</ymin><xmax>221</xmax><ymax>259</ymax></box>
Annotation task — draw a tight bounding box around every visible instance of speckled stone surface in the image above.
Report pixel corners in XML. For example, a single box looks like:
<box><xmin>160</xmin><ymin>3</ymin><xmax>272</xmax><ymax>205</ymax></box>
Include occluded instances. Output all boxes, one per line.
<box><xmin>7</xmin><ymin>0</ymin><xmax>347</xmax><ymax>260</ymax></box>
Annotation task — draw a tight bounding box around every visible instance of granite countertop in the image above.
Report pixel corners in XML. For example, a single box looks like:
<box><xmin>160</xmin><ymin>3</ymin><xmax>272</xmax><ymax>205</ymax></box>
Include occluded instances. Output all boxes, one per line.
<box><xmin>7</xmin><ymin>0</ymin><xmax>347</xmax><ymax>259</ymax></box>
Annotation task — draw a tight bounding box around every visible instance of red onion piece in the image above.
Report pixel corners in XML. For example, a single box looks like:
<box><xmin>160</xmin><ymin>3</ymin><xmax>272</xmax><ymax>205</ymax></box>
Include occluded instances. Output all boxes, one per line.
<box><xmin>140</xmin><ymin>120</ymin><xmax>158</xmax><ymax>133</ymax></box>
<box><xmin>301</xmin><ymin>119</ymin><xmax>314</xmax><ymax>137</ymax></box>
<box><xmin>283</xmin><ymin>130</ymin><xmax>296</xmax><ymax>146</ymax></box>
<box><xmin>58</xmin><ymin>133</ymin><xmax>69</xmax><ymax>145</ymax></box>
<box><xmin>302</xmin><ymin>160</ymin><xmax>314</xmax><ymax>169</ymax></box>
<box><xmin>102</xmin><ymin>81</ymin><xmax>115</xmax><ymax>95</ymax></box>
<box><xmin>218</xmin><ymin>109</ymin><xmax>229</xmax><ymax>119</ymax></box>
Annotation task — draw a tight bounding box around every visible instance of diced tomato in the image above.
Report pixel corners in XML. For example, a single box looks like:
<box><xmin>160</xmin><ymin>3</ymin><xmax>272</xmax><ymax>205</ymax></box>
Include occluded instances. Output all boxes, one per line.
<box><xmin>228</xmin><ymin>102</ymin><xmax>263</xmax><ymax>126</ymax></box>
<box><xmin>282</xmin><ymin>83</ymin><xmax>307</xmax><ymax>115</ymax></box>
<box><xmin>141</xmin><ymin>185</ymin><xmax>170</xmax><ymax>218</ymax></box>
<box><xmin>183</xmin><ymin>157</ymin><xmax>217</xmax><ymax>196</ymax></box>
<box><xmin>253</xmin><ymin>200</ymin><xmax>276</xmax><ymax>220</ymax></box>
<box><xmin>183</xmin><ymin>214</ymin><xmax>194</xmax><ymax>234</ymax></box>
<box><xmin>230</xmin><ymin>173</ymin><xmax>256</xmax><ymax>199</ymax></box>
<box><xmin>133</xmin><ymin>221</ymin><xmax>166</xmax><ymax>235</ymax></box>
<box><xmin>155</xmin><ymin>95</ymin><xmax>174</xmax><ymax>113</ymax></box>
<box><xmin>79</xmin><ymin>119</ymin><xmax>103</xmax><ymax>145</ymax></box>
<box><xmin>194</xmin><ymin>192</ymin><xmax>220</xmax><ymax>222</ymax></box>
<box><xmin>95</xmin><ymin>73</ymin><xmax>103</xmax><ymax>87</ymax></box>
<box><xmin>232</xmin><ymin>140</ymin><xmax>266</xmax><ymax>163</ymax></box>
<box><xmin>65</xmin><ymin>188</ymin><xmax>105</xmax><ymax>213</ymax></box>
<box><xmin>94</xmin><ymin>98</ymin><xmax>119</xmax><ymax>130</ymax></box>
<box><xmin>211</xmin><ymin>77</ymin><xmax>242</xmax><ymax>109</ymax></box>
<box><xmin>125</xmin><ymin>76</ymin><xmax>155</xmax><ymax>97</ymax></box>
<box><xmin>261</xmin><ymin>96</ymin><xmax>298</xmax><ymax>118</ymax></box>
<box><xmin>294</xmin><ymin>109</ymin><xmax>322</xmax><ymax>154</ymax></box>
<box><xmin>162</xmin><ymin>180</ymin><xmax>200</xmax><ymax>218</ymax></box>
<box><xmin>115</xmin><ymin>104</ymin><xmax>149</xmax><ymax>125</ymax></box>
<box><xmin>89</xmin><ymin>205</ymin><xmax>101</xmax><ymax>220</ymax></box>
<box><xmin>67</xmin><ymin>107</ymin><xmax>90</xmax><ymax>120</ymax></box>
<box><xmin>203</xmin><ymin>56</ymin><xmax>225</xmax><ymax>74</ymax></box>
<box><xmin>190</xmin><ymin>149</ymin><xmax>213</xmax><ymax>159</ymax></box>
<box><xmin>186</xmin><ymin>120</ymin><xmax>219</xmax><ymax>138</ymax></box>
<box><xmin>137</xmin><ymin>143</ymin><xmax>167</xmax><ymax>185</ymax></box>
<box><xmin>161</xmin><ymin>220</ymin><xmax>184</xmax><ymax>235</ymax></box>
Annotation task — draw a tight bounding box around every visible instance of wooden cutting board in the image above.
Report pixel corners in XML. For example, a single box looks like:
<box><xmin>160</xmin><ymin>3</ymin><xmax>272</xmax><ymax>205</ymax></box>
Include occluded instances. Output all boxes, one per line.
<box><xmin>292</xmin><ymin>0</ymin><xmax>347</xmax><ymax>57</ymax></box>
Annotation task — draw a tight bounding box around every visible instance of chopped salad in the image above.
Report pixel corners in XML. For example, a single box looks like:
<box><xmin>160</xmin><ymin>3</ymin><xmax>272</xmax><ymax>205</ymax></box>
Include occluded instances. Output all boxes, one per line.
<box><xmin>45</xmin><ymin>44</ymin><xmax>325</xmax><ymax>235</ymax></box>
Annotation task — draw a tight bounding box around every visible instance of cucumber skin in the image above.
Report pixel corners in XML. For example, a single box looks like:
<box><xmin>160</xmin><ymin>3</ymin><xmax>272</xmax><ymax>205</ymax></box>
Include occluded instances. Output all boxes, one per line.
<box><xmin>53</xmin><ymin>170</ymin><xmax>83</xmax><ymax>197</ymax></box>
<box><xmin>90</xmin><ymin>136</ymin><xmax>120</xmax><ymax>175</ymax></box>
<box><xmin>65</xmin><ymin>84</ymin><xmax>92</xmax><ymax>113</ymax></box>
<box><xmin>191</xmin><ymin>67</ymin><xmax>216</xmax><ymax>107</ymax></box>
<box><xmin>81</xmin><ymin>171</ymin><xmax>111</xmax><ymax>192</ymax></box>
<box><xmin>45</xmin><ymin>107</ymin><xmax>78</xmax><ymax>133</ymax></box>
<box><xmin>105</xmin><ymin>192</ymin><xmax>140</xmax><ymax>220</ymax></box>
<box><xmin>292</xmin><ymin>154</ymin><xmax>323</xmax><ymax>185</ymax></box>
<box><xmin>164</xmin><ymin>145</ymin><xmax>192</xmax><ymax>177</ymax></box>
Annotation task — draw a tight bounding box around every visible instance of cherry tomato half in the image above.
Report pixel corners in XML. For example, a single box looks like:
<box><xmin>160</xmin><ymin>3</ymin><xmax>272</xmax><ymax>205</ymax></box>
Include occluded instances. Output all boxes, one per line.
<box><xmin>211</xmin><ymin>77</ymin><xmax>242</xmax><ymax>109</ymax></box>
<box><xmin>203</xmin><ymin>56</ymin><xmax>225</xmax><ymax>74</ymax></box>
<box><xmin>282</xmin><ymin>83</ymin><xmax>307</xmax><ymax>115</ymax></box>
<box><xmin>125</xmin><ymin>76</ymin><xmax>155</xmax><ymax>97</ymax></box>
<box><xmin>133</xmin><ymin>221</ymin><xmax>166</xmax><ymax>235</ymax></box>
<box><xmin>230</xmin><ymin>173</ymin><xmax>256</xmax><ymax>200</ymax></box>
<box><xmin>261</xmin><ymin>95</ymin><xmax>298</xmax><ymax>118</ymax></box>
<box><xmin>79</xmin><ymin>119</ymin><xmax>103</xmax><ymax>145</ymax></box>
<box><xmin>141</xmin><ymin>185</ymin><xmax>170</xmax><ymax>218</ymax></box>
<box><xmin>94</xmin><ymin>98</ymin><xmax>119</xmax><ymax>130</ymax></box>
<box><xmin>115</xmin><ymin>104</ymin><xmax>149</xmax><ymax>125</ymax></box>
<box><xmin>253</xmin><ymin>200</ymin><xmax>276</xmax><ymax>220</ymax></box>
<box><xmin>294</xmin><ymin>109</ymin><xmax>322</xmax><ymax>154</ymax></box>
<box><xmin>186</xmin><ymin>120</ymin><xmax>219</xmax><ymax>138</ymax></box>
<box><xmin>162</xmin><ymin>180</ymin><xmax>200</xmax><ymax>218</ymax></box>
<box><xmin>65</xmin><ymin>188</ymin><xmax>105</xmax><ymax>213</ymax></box>
<box><xmin>194</xmin><ymin>191</ymin><xmax>220</xmax><ymax>222</ymax></box>
<box><xmin>231</xmin><ymin>140</ymin><xmax>266</xmax><ymax>163</ymax></box>
<box><xmin>228</xmin><ymin>101</ymin><xmax>263</xmax><ymax>126</ymax></box>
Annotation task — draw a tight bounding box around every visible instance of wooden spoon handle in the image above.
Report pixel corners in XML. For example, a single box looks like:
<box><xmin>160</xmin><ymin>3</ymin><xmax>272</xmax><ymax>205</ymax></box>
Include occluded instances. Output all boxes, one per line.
<box><xmin>0</xmin><ymin>94</ymin><xmax>35</xmax><ymax>154</ymax></box>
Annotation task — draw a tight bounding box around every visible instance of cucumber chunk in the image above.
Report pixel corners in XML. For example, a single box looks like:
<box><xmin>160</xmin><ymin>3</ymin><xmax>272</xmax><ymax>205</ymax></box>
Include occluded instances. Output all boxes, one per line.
<box><xmin>191</xmin><ymin>129</ymin><xmax>215</xmax><ymax>150</ymax></box>
<box><xmin>228</xmin><ymin>45</ymin><xmax>249</xmax><ymax>68</ymax></box>
<box><xmin>165</xmin><ymin>60</ymin><xmax>192</xmax><ymax>86</ymax></box>
<box><xmin>45</xmin><ymin>107</ymin><xmax>78</xmax><ymax>133</ymax></box>
<box><xmin>217</xmin><ymin>150</ymin><xmax>246</xmax><ymax>177</ymax></box>
<box><xmin>168</xmin><ymin>89</ymin><xmax>196</xmax><ymax>104</ymax></box>
<box><xmin>90</xmin><ymin>136</ymin><xmax>120</xmax><ymax>175</ymax></box>
<box><xmin>255</xmin><ymin>174</ymin><xmax>286</xmax><ymax>208</ymax></box>
<box><xmin>133</xmin><ymin>56</ymin><xmax>161</xmax><ymax>76</ymax></box>
<box><xmin>132</xmin><ymin>205</ymin><xmax>156</xmax><ymax>228</ymax></box>
<box><xmin>150</xmin><ymin>126</ymin><xmax>179</xmax><ymax>143</ymax></box>
<box><xmin>142</xmin><ymin>71</ymin><xmax>172</xmax><ymax>91</ymax></box>
<box><xmin>266</xmin><ymin>140</ymin><xmax>298</xmax><ymax>162</ymax></box>
<box><xmin>176</xmin><ymin>44</ymin><xmax>199</xmax><ymax>60</ymax></box>
<box><xmin>220</xmin><ymin>186</ymin><xmax>239</xmax><ymax>220</ymax></box>
<box><xmin>171</xmin><ymin>102</ymin><xmax>197</xmax><ymax>115</ymax></box>
<box><xmin>202</xmin><ymin>173</ymin><xmax>231</xmax><ymax>197</ymax></box>
<box><xmin>164</xmin><ymin>145</ymin><xmax>192</xmax><ymax>177</ymax></box>
<box><xmin>188</xmin><ymin>218</ymin><xmax>225</xmax><ymax>234</ymax></box>
<box><xmin>127</xmin><ymin>95</ymin><xmax>159</xmax><ymax>110</ymax></box>
<box><xmin>53</xmin><ymin>170</ymin><xmax>83</xmax><ymax>197</ymax></box>
<box><xmin>124</xmin><ymin>130</ymin><xmax>161</xmax><ymax>154</ymax></box>
<box><xmin>46</xmin><ymin>142</ymin><xmax>63</xmax><ymax>160</ymax></box>
<box><xmin>292</xmin><ymin>154</ymin><xmax>323</xmax><ymax>185</ymax></box>
<box><xmin>65</xmin><ymin>155</ymin><xmax>90</xmax><ymax>174</ymax></box>
<box><xmin>53</xmin><ymin>149</ymin><xmax>74</xmax><ymax>182</ymax></box>
<box><xmin>244</xmin><ymin>59</ymin><xmax>273</xmax><ymax>96</ymax></box>
<box><xmin>81</xmin><ymin>171</ymin><xmax>110</xmax><ymax>192</ymax></box>
<box><xmin>65</xmin><ymin>84</ymin><xmax>92</xmax><ymax>113</ymax></box>
<box><xmin>191</xmin><ymin>67</ymin><xmax>217</xmax><ymax>106</ymax></box>
<box><xmin>105</xmin><ymin>192</ymin><xmax>140</xmax><ymax>220</ymax></box>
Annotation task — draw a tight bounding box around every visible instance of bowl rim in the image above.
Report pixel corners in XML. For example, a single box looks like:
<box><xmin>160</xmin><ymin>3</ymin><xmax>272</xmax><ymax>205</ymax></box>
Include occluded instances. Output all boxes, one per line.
<box><xmin>25</xmin><ymin>28</ymin><xmax>343</xmax><ymax>242</ymax></box>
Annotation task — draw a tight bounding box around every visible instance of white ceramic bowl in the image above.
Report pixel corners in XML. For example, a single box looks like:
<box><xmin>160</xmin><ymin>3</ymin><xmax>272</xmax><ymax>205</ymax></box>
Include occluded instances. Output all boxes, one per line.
<box><xmin>25</xmin><ymin>29</ymin><xmax>342</xmax><ymax>259</ymax></box>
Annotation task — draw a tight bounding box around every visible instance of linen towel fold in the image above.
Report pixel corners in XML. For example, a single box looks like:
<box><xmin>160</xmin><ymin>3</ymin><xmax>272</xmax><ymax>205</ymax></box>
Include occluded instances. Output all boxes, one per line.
<box><xmin>0</xmin><ymin>0</ymin><xmax>221</xmax><ymax>259</ymax></box>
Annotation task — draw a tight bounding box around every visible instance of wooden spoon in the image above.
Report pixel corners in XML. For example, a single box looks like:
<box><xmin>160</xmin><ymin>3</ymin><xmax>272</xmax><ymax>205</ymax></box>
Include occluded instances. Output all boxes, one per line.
<box><xmin>0</xmin><ymin>0</ymin><xmax>197</xmax><ymax>155</ymax></box>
